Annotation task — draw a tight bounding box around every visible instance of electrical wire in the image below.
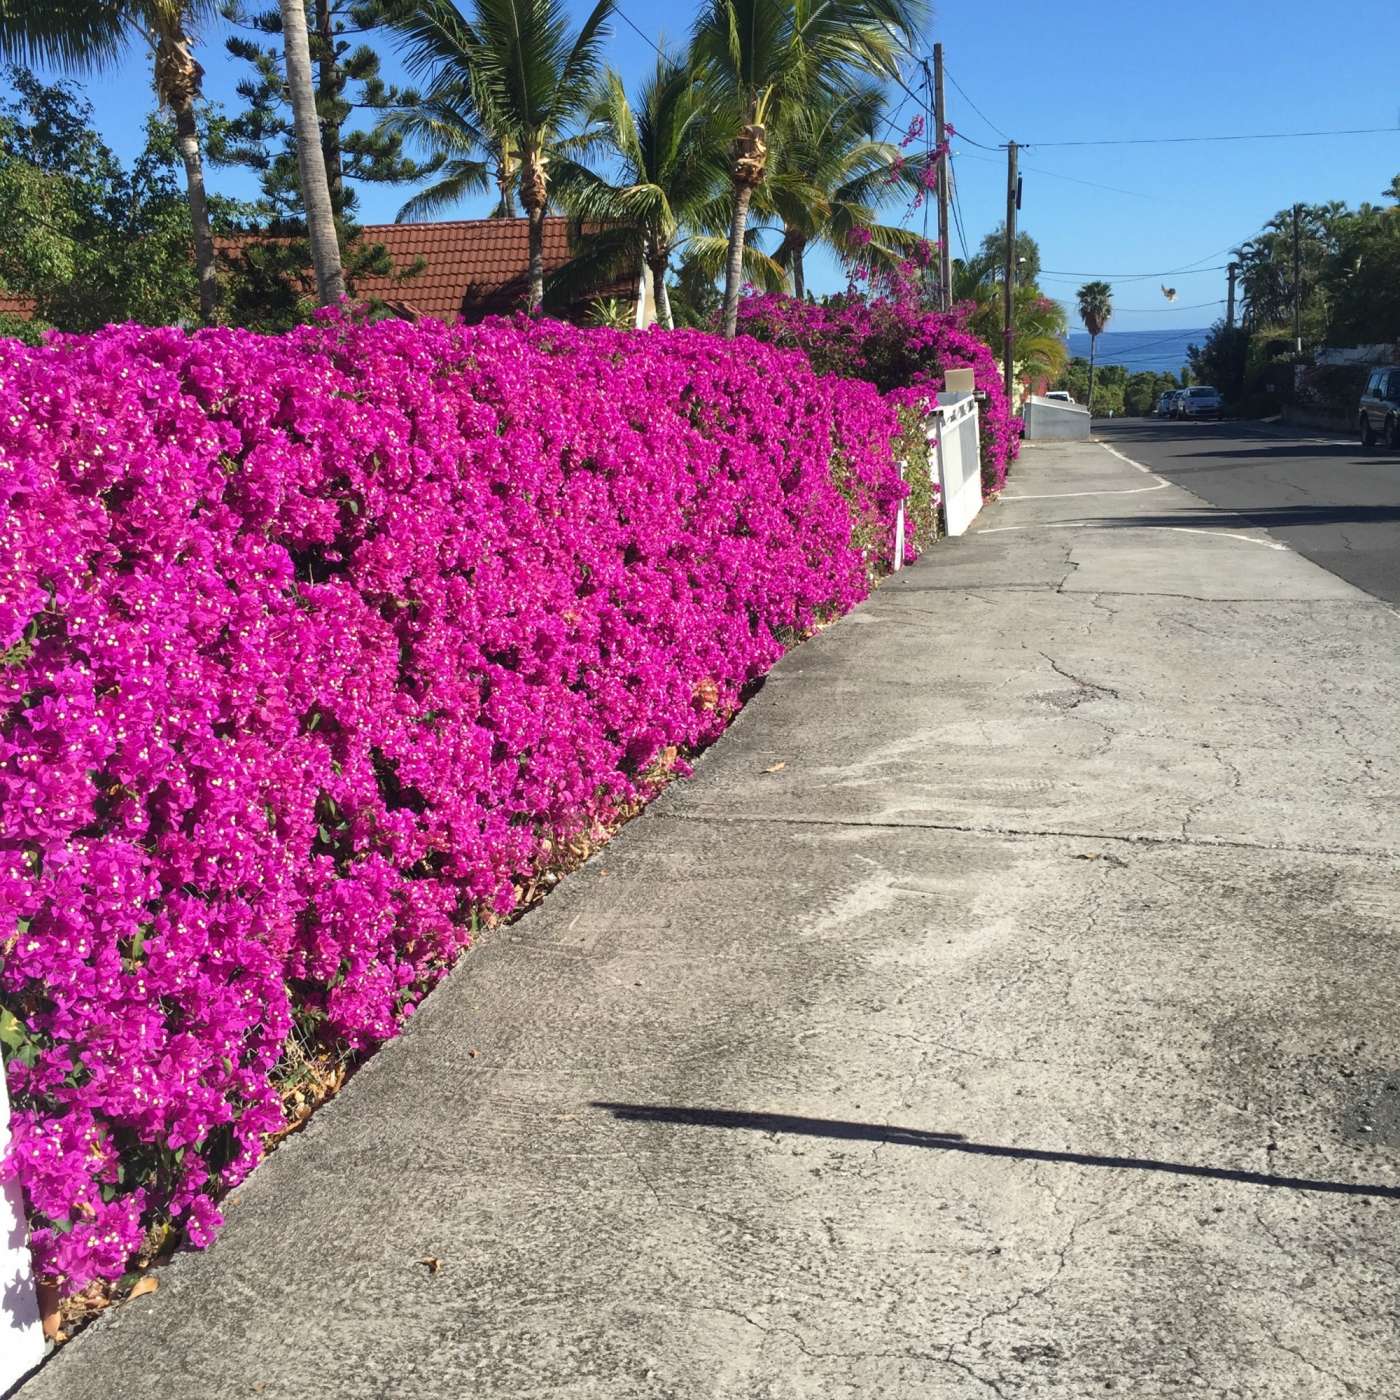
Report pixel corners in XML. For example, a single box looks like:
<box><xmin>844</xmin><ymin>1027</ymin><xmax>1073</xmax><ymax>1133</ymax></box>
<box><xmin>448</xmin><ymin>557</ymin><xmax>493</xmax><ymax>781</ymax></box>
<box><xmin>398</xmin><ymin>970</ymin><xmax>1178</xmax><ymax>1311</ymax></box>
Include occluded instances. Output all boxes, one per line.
<box><xmin>953</xmin><ymin>148</ymin><xmax>1155</xmax><ymax>200</ymax></box>
<box><xmin>614</xmin><ymin>4</ymin><xmax>668</xmax><ymax>59</ymax></box>
<box><xmin>1027</xmin><ymin>124</ymin><xmax>1400</xmax><ymax>149</ymax></box>
<box><xmin>947</xmin><ymin>154</ymin><xmax>970</xmax><ymax>262</ymax></box>
<box><xmin>1040</xmin><ymin>264</ymin><xmax>1229</xmax><ymax>284</ymax></box>
<box><xmin>1063</xmin><ymin>329</ymin><xmax>1204</xmax><ymax>360</ymax></box>
<box><xmin>1052</xmin><ymin>298</ymin><xmax>1224</xmax><ymax>314</ymax></box>
<box><xmin>943</xmin><ymin>67</ymin><xmax>1009</xmax><ymax>141</ymax></box>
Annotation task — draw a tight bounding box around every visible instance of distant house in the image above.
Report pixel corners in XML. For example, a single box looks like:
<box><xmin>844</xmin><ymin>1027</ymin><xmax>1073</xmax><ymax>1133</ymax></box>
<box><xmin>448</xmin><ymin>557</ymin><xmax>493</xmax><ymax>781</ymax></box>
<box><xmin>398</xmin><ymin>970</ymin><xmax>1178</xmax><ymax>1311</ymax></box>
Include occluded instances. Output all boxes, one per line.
<box><xmin>0</xmin><ymin>216</ymin><xmax>644</xmax><ymax>327</ymax></box>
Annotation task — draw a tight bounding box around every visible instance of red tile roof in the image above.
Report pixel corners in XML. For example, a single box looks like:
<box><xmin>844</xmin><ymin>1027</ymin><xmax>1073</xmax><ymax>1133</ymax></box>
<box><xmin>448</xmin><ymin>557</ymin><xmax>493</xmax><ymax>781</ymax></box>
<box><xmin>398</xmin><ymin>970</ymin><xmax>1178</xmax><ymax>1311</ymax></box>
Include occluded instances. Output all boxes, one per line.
<box><xmin>0</xmin><ymin>218</ymin><xmax>633</xmax><ymax>327</ymax></box>
<box><xmin>0</xmin><ymin>289</ymin><xmax>36</xmax><ymax>321</ymax></box>
<box><xmin>351</xmin><ymin>216</ymin><xmax>632</xmax><ymax>321</ymax></box>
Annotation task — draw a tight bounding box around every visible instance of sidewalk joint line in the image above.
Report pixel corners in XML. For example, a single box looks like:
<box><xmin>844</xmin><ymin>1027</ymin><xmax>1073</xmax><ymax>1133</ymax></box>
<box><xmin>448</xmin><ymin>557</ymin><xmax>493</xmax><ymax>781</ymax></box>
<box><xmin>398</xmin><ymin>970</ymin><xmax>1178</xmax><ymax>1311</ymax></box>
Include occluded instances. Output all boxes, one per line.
<box><xmin>654</xmin><ymin>809</ymin><xmax>1397</xmax><ymax>861</ymax></box>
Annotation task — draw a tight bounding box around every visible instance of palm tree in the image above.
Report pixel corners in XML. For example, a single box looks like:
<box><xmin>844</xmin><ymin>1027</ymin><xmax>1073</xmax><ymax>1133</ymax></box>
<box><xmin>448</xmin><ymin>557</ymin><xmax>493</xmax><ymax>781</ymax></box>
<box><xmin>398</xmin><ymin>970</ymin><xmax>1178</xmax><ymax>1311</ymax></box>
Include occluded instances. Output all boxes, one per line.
<box><xmin>0</xmin><ymin>0</ymin><xmax>221</xmax><ymax>322</ymax></box>
<box><xmin>760</xmin><ymin>86</ymin><xmax>924</xmax><ymax>297</ymax></box>
<box><xmin>551</xmin><ymin>55</ymin><xmax>725</xmax><ymax>330</ymax></box>
<box><xmin>1076</xmin><ymin>279</ymin><xmax>1112</xmax><ymax>413</ymax></box>
<box><xmin>279</xmin><ymin>0</ymin><xmax>343</xmax><ymax>303</ymax></box>
<box><xmin>388</xmin><ymin>0</ymin><xmax>614</xmax><ymax>313</ymax></box>
<box><xmin>690</xmin><ymin>0</ymin><xmax>928</xmax><ymax>338</ymax></box>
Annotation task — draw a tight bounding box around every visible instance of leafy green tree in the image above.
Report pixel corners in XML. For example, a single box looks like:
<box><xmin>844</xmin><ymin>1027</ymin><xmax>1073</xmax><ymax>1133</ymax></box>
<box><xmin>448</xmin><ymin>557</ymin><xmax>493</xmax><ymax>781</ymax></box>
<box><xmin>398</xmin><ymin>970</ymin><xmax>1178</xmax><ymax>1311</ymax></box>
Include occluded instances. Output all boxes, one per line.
<box><xmin>388</xmin><ymin>0</ymin><xmax>614</xmax><ymax>313</ymax></box>
<box><xmin>0</xmin><ymin>0</ymin><xmax>221</xmax><ymax>320</ymax></box>
<box><xmin>665</xmin><ymin>251</ymin><xmax>722</xmax><ymax>328</ymax></box>
<box><xmin>1058</xmin><ymin>356</ymin><xmax>1125</xmax><ymax>416</ymax></box>
<box><xmin>1187</xmin><ymin>321</ymin><xmax>1249</xmax><ymax>403</ymax></box>
<box><xmin>690</xmin><ymin>0</ymin><xmax>927</xmax><ymax>338</ymax></box>
<box><xmin>973</xmin><ymin>221</ymin><xmax>1040</xmax><ymax>284</ymax></box>
<box><xmin>1320</xmin><ymin>203</ymin><xmax>1400</xmax><ymax>346</ymax></box>
<box><xmin>952</xmin><ymin>228</ymin><xmax>1067</xmax><ymax>384</ymax></box>
<box><xmin>1076</xmin><ymin>279</ymin><xmax>1112</xmax><ymax>412</ymax></box>
<box><xmin>551</xmin><ymin>52</ymin><xmax>726</xmax><ymax>329</ymax></box>
<box><xmin>0</xmin><ymin>67</ymin><xmax>207</xmax><ymax>328</ymax></box>
<box><xmin>1123</xmin><ymin>369</ymin><xmax>1178</xmax><ymax>416</ymax></box>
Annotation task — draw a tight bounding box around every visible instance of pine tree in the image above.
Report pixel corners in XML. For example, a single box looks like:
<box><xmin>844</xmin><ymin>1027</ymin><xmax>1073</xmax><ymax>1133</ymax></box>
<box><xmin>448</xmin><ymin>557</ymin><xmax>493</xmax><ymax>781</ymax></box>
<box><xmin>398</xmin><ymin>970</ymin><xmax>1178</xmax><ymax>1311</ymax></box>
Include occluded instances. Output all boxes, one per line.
<box><xmin>214</xmin><ymin>1</ymin><xmax>429</xmax><ymax>222</ymax></box>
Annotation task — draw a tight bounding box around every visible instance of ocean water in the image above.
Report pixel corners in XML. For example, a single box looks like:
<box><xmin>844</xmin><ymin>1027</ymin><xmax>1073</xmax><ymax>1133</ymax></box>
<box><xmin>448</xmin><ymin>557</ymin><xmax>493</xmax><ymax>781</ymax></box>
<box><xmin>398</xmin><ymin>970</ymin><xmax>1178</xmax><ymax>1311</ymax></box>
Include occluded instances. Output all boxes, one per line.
<box><xmin>1065</xmin><ymin>328</ymin><xmax>1208</xmax><ymax>376</ymax></box>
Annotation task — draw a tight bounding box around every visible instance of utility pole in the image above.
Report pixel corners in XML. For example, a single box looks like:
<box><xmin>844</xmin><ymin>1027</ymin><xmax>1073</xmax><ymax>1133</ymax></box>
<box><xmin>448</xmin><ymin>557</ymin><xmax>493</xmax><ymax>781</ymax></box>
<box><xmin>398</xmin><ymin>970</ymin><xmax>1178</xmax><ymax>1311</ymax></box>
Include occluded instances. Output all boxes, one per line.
<box><xmin>933</xmin><ymin>44</ymin><xmax>951</xmax><ymax>311</ymax></box>
<box><xmin>1291</xmin><ymin>203</ymin><xmax>1303</xmax><ymax>353</ymax></box>
<box><xmin>1003</xmin><ymin>141</ymin><xmax>1019</xmax><ymax>406</ymax></box>
<box><xmin>1226</xmin><ymin>261</ymin><xmax>1238</xmax><ymax>330</ymax></box>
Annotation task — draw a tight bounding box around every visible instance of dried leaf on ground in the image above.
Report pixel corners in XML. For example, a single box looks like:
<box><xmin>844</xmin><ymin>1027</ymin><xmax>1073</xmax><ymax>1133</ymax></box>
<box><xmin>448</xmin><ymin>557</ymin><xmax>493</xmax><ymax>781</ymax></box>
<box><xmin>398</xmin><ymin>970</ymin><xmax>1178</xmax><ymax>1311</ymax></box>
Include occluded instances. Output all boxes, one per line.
<box><xmin>419</xmin><ymin>1257</ymin><xmax>443</xmax><ymax>1275</ymax></box>
<box><xmin>762</xmin><ymin>761</ymin><xmax>787</xmax><ymax>773</ymax></box>
<box><xmin>128</xmin><ymin>1276</ymin><xmax>158</xmax><ymax>1299</ymax></box>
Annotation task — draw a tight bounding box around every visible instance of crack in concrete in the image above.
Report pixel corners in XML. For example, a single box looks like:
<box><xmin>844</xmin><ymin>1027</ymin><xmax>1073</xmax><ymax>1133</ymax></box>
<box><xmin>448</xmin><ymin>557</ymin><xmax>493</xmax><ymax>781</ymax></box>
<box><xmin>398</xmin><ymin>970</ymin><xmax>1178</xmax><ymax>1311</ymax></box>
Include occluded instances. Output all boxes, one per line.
<box><xmin>1039</xmin><ymin>652</ymin><xmax>1121</xmax><ymax>702</ymax></box>
<box><xmin>1265</xmin><ymin>1333</ymin><xmax>1360</xmax><ymax>1396</ymax></box>
<box><xmin>1181</xmin><ymin>748</ymin><xmax>1245</xmax><ymax>841</ymax></box>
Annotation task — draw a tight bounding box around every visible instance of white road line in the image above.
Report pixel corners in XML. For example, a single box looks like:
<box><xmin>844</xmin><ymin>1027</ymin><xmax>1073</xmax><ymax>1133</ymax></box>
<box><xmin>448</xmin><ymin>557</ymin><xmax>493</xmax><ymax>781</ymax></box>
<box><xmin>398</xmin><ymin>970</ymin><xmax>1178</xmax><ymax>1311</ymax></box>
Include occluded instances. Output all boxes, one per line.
<box><xmin>1092</xmin><ymin>441</ymin><xmax>1168</xmax><ymax>481</ymax></box>
<box><xmin>978</xmin><ymin>522</ymin><xmax>1289</xmax><ymax>550</ymax></box>
<box><xmin>1002</xmin><ymin>482</ymin><xmax>1171</xmax><ymax>501</ymax></box>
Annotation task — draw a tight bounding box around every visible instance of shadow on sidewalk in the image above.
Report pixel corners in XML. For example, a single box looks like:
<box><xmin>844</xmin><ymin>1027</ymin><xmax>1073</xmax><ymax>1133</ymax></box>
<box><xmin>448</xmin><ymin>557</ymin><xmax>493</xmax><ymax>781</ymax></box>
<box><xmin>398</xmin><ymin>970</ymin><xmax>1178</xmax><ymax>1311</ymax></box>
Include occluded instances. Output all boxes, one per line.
<box><xmin>592</xmin><ymin>1103</ymin><xmax>1400</xmax><ymax>1200</ymax></box>
<box><xmin>1081</xmin><ymin>504</ymin><xmax>1400</xmax><ymax>530</ymax></box>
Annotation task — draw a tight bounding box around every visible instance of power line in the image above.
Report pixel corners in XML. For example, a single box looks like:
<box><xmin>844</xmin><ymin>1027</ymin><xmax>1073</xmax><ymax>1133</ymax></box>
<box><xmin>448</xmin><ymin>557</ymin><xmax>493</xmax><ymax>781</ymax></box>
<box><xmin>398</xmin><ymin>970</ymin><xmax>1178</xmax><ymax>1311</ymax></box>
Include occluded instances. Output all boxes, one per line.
<box><xmin>955</xmin><ymin>148</ymin><xmax>1155</xmax><ymax>200</ymax></box>
<box><xmin>947</xmin><ymin>153</ymin><xmax>970</xmax><ymax>262</ymax></box>
<box><xmin>943</xmin><ymin>66</ymin><xmax>1008</xmax><ymax>141</ymax></box>
<box><xmin>1040</xmin><ymin>264</ymin><xmax>1229</xmax><ymax>283</ymax></box>
<box><xmin>613</xmin><ymin>4</ymin><xmax>668</xmax><ymax>59</ymax></box>
<box><xmin>1027</xmin><ymin>124</ymin><xmax>1400</xmax><ymax>149</ymax></box>
<box><xmin>1063</xmin><ymin>329</ymin><xmax>1204</xmax><ymax>361</ymax></box>
<box><xmin>1052</xmin><ymin>298</ymin><xmax>1225</xmax><ymax>314</ymax></box>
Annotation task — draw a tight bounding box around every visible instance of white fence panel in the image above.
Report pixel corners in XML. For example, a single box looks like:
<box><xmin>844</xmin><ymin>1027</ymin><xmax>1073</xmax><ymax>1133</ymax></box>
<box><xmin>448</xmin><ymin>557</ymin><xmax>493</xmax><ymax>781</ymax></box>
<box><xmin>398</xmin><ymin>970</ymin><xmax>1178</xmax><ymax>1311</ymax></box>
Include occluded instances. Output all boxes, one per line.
<box><xmin>0</xmin><ymin>1069</ymin><xmax>43</xmax><ymax>1391</ymax></box>
<box><xmin>929</xmin><ymin>391</ymin><xmax>983</xmax><ymax>537</ymax></box>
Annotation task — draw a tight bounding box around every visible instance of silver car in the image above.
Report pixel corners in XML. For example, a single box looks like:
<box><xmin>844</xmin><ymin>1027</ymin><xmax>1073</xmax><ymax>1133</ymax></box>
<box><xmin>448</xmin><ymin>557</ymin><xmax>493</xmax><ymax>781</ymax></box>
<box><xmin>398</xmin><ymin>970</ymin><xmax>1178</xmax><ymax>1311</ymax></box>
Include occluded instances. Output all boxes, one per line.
<box><xmin>1178</xmin><ymin>385</ymin><xmax>1222</xmax><ymax>419</ymax></box>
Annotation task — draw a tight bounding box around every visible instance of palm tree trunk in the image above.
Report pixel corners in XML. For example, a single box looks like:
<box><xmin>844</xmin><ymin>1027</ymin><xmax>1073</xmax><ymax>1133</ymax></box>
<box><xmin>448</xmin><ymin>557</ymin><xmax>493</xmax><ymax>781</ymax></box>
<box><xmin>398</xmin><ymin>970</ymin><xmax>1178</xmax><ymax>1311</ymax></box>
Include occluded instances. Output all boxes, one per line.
<box><xmin>496</xmin><ymin>153</ymin><xmax>517</xmax><ymax>218</ymax></box>
<box><xmin>171</xmin><ymin>95</ymin><xmax>217</xmax><ymax>324</ymax></box>
<box><xmin>721</xmin><ymin>118</ymin><xmax>766</xmax><ymax>339</ymax></box>
<box><xmin>720</xmin><ymin>182</ymin><xmax>752</xmax><ymax>339</ymax></box>
<box><xmin>649</xmin><ymin>255</ymin><xmax>673</xmax><ymax>330</ymax></box>
<box><xmin>280</xmin><ymin>0</ymin><xmax>344</xmax><ymax>305</ymax></box>
<box><xmin>526</xmin><ymin>204</ymin><xmax>546</xmax><ymax>312</ymax></box>
<box><xmin>520</xmin><ymin>149</ymin><xmax>549</xmax><ymax>312</ymax></box>
<box><xmin>153</xmin><ymin>29</ymin><xmax>217</xmax><ymax>324</ymax></box>
<box><xmin>1088</xmin><ymin>335</ymin><xmax>1097</xmax><ymax>415</ymax></box>
<box><xmin>792</xmin><ymin>245</ymin><xmax>805</xmax><ymax>301</ymax></box>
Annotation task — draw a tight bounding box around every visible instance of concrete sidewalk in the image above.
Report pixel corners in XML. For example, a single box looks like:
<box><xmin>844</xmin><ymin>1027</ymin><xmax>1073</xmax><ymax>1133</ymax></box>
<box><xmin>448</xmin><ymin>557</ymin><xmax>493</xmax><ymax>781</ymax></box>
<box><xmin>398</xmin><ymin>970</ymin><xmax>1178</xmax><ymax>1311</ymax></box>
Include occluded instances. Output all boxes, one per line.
<box><xmin>26</xmin><ymin>440</ymin><xmax>1400</xmax><ymax>1399</ymax></box>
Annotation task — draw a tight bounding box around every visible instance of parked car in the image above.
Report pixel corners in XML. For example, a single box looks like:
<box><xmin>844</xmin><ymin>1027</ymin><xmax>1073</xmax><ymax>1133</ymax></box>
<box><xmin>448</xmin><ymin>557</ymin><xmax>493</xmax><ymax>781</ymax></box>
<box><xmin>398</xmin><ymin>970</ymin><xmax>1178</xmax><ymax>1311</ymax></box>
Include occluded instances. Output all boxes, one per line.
<box><xmin>1043</xmin><ymin>389</ymin><xmax>1077</xmax><ymax>404</ymax></box>
<box><xmin>1154</xmin><ymin>391</ymin><xmax>1175</xmax><ymax>417</ymax></box>
<box><xmin>1359</xmin><ymin>366</ymin><xmax>1400</xmax><ymax>448</ymax></box>
<box><xmin>1177</xmin><ymin>386</ymin><xmax>1223</xmax><ymax>419</ymax></box>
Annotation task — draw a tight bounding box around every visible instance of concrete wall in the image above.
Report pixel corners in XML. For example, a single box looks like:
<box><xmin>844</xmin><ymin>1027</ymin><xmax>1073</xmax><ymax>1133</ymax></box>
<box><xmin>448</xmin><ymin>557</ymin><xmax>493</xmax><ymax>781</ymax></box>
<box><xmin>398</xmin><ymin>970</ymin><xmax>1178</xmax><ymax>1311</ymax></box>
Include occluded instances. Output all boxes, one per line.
<box><xmin>1023</xmin><ymin>395</ymin><xmax>1091</xmax><ymax>441</ymax></box>
<box><xmin>1282</xmin><ymin>404</ymin><xmax>1354</xmax><ymax>435</ymax></box>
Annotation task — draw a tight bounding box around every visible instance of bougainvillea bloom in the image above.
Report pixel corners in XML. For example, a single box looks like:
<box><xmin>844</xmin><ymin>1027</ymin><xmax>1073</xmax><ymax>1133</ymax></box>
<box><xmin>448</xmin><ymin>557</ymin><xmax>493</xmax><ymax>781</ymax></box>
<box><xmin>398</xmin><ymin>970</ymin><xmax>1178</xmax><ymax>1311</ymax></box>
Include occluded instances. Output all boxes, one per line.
<box><xmin>0</xmin><ymin>313</ymin><xmax>917</xmax><ymax>1291</ymax></box>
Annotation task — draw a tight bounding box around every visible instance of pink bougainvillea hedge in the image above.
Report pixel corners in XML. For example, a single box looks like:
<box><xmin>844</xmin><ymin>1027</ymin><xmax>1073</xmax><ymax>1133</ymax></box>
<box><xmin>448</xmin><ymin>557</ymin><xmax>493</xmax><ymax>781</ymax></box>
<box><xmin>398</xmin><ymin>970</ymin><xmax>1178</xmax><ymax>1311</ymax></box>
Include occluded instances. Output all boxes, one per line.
<box><xmin>735</xmin><ymin>289</ymin><xmax>1020</xmax><ymax>494</ymax></box>
<box><xmin>0</xmin><ymin>312</ymin><xmax>915</xmax><ymax>1291</ymax></box>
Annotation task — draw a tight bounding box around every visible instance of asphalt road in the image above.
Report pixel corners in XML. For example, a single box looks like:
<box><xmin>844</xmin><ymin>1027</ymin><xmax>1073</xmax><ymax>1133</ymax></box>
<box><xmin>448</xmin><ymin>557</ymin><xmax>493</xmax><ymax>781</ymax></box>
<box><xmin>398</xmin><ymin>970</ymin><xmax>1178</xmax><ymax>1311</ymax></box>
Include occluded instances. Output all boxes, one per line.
<box><xmin>1096</xmin><ymin>417</ymin><xmax>1400</xmax><ymax>605</ymax></box>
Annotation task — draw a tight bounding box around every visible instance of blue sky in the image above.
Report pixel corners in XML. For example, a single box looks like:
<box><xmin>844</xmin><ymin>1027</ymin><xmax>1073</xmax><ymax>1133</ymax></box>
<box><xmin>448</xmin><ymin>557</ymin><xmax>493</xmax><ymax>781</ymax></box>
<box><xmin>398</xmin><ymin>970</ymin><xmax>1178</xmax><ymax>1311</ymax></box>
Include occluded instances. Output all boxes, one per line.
<box><xmin>13</xmin><ymin>0</ymin><xmax>1400</xmax><ymax>331</ymax></box>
